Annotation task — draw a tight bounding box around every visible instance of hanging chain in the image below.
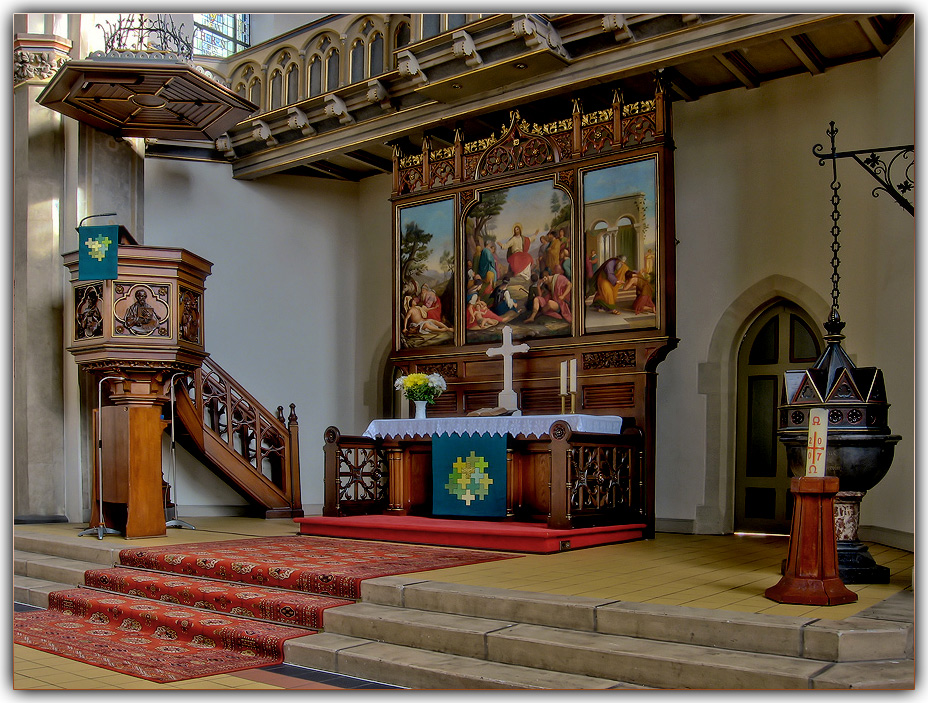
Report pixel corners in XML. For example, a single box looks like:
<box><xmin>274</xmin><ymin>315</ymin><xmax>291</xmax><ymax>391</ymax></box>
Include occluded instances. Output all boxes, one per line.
<box><xmin>825</xmin><ymin>121</ymin><xmax>842</xmax><ymax>318</ymax></box>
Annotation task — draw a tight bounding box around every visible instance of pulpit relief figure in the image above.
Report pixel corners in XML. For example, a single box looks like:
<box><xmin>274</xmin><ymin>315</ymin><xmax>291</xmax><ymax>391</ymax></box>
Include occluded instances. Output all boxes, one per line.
<box><xmin>124</xmin><ymin>289</ymin><xmax>161</xmax><ymax>334</ymax></box>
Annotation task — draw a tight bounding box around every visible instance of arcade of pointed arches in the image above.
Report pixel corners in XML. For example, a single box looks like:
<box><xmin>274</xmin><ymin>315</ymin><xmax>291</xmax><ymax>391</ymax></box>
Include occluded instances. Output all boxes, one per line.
<box><xmin>226</xmin><ymin>14</ymin><xmax>489</xmax><ymax>114</ymax></box>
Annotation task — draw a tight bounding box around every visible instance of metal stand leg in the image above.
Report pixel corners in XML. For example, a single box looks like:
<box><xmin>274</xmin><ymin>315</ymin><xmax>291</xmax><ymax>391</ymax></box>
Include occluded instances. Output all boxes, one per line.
<box><xmin>164</xmin><ymin>373</ymin><xmax>195</xmax><ymax>531</ymax></box>
<box><xmin>80</xmin><ymin>375</ymin><xmax>126</xmax><ymax>540</ymax></box>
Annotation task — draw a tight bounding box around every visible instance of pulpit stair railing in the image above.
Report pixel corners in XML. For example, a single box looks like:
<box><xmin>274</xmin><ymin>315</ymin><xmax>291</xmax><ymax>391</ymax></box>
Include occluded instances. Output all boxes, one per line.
<box><xmin>175</xmin><ymin>357</ymin><xmax>302</xmax><ymax>517</ymax></box>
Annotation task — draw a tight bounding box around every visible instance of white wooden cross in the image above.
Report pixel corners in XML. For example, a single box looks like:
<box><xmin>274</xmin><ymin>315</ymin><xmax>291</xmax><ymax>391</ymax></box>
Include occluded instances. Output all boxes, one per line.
<box><xmin>486</xmin><ymin>325</ymin><xmax>529</xmax><ymax>414</ymax></box>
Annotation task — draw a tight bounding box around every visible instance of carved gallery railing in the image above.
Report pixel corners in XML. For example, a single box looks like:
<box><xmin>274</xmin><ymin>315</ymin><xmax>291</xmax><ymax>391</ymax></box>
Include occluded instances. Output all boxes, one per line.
<box><xmin>323</xmin><ymin>419</ymin><xmax>646</xmax><ymax>530</ymax></box>
<box><xmin>180</xmin><ymin>356</ymin><xmax>302</xmax><ymax>516</ymax></box>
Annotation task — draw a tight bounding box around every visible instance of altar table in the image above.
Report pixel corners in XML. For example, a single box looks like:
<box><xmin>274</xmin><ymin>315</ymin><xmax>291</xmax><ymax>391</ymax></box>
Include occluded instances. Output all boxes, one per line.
<box><xmin>323</xmin><ymin>415</ymin><xmax>646</xmax><ymax>530</ymax></box>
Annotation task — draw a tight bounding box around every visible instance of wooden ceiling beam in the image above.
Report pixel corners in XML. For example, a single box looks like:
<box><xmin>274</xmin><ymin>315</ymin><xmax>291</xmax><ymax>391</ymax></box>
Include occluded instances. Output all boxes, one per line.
<box><xmin>660</xmin><ymin>67</ymin><xmax>701</xmax><ymax>102</ymax></box>
<box><xmin>782</xmin><ymin>34</ymin><xmax>826</xmax><ymax>75</ymax></box>
<box><xmin>856</xmin><ymin>17</ymin><xmax>890</xmax><ymax>57</ymax></box>
<box><xmin>343</xmin><ymin>150</ymin><xmax>393</xmax><ymax>172</ymax></box>
<box><xmin>716</xmin><ymin>50</ymin><xmax>761</xmax><ymax>89</ymax></box>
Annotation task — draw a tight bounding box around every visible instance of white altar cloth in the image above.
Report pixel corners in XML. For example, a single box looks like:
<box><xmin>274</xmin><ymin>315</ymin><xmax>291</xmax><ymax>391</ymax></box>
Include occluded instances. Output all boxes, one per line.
<box><xmin>361</xmin><ymin>414</ymin><xmax>625</xmax><ymax>440</ymax></box>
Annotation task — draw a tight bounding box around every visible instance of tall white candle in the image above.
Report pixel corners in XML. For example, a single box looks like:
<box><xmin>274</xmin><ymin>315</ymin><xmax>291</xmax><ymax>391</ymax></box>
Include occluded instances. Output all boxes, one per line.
<box><xmin>559</xmin><ymin>360</ymin><xmax>567</xmax><ymax>395</ymax></box>
<box><xmin>569</xmin><ymin>358</ymin><xmax>577</xmax><ymax>393</ymax></box>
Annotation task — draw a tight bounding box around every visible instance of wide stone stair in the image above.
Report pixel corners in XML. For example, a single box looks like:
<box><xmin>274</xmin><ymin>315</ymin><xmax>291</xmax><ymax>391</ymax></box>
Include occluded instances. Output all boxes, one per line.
<box><xmin>284</xmin><ymin>574</ymin><xmax>914</xmax><ymax>690</ymax></box>
<box><xmin>15</xmin><ymin>530</ymin><xmax>915</xmax><ymax>690</ymax></box>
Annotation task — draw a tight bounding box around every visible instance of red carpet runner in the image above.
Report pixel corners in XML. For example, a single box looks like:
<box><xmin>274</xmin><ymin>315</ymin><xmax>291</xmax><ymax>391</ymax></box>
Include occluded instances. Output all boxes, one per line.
<box><xmin>15</xmin><ymin>589</ymin><xmax>311</xmax><ymax>682</ymax></box>
<box><xmin>14</xmin><ymin>535</ymin><xmax>516</xmax><ymax>683</ymax></box>
<box><xmin>117</xmin><ymin>535</ymin><xmax>516</xmax><ymax>599</ymax></box>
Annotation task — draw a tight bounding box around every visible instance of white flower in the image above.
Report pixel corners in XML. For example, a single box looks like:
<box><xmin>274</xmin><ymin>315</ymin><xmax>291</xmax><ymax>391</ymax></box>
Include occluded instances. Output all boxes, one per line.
<box><xmin>427</xmin><ymin>373</ymin><xmax>447</xmax><ymax>392</ymax></box>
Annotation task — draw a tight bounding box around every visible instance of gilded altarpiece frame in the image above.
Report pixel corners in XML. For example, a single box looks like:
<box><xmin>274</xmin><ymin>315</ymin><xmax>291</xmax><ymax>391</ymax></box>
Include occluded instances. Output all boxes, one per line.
<box><xmin>391</xmin><ymin>89</ymin><xmax>675</xmax><ymax>358</ymax></box>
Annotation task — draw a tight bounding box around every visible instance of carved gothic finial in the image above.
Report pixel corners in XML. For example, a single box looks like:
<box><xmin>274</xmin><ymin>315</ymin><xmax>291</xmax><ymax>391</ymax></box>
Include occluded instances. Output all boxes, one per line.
<box><xmin>288</xmin><ymin>402</ymin><xmax>298</xmax><ymax>424</ymax></box>
<box><xmin>277</xmin><ymin>406</ymin><xmax>285</xmax><ymax>422</ymax></box>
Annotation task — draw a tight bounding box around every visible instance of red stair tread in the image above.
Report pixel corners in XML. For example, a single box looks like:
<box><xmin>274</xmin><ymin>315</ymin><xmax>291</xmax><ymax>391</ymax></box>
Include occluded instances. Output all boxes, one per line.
<box><xmin>84</xmin><ymin>567</ymin><xmax>353</xmax><ymax>629</ymax></box>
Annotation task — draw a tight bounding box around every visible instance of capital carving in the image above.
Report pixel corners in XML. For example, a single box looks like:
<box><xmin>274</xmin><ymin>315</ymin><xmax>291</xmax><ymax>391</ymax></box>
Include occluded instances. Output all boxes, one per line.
<box><xmin>14</xmin><ymin>49</ymin><xmax>66</xmax><ymax>84</ymax></box>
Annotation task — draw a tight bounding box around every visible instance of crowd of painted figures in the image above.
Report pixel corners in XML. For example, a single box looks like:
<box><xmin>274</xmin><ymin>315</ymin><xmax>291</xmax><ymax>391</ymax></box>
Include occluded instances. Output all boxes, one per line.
<box><xmin>400</xmin><ymin>223</ymin><xmax>656</xmax><ymax>342</ymax></box>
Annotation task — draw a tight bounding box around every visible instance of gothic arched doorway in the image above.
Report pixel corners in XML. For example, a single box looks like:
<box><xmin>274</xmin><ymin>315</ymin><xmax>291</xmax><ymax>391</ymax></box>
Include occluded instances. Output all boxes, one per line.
<box><xmin>734</xmin><ymin>301</ymin><xmax>823</xmax><ymax>534</ymax></box>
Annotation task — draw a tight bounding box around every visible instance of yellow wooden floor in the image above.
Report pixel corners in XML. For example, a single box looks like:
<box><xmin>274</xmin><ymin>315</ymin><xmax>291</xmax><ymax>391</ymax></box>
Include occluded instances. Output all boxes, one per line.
<box><xmin>14</xmin><ymin>517</ymin><xmax>913</xmax><ymax>690</ymax></box>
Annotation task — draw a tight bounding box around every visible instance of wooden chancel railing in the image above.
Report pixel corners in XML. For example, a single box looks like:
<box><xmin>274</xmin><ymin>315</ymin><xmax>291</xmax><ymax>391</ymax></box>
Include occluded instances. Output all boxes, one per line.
<box><xmin>322</xmin><ymin>419</ymin><xmax>646</xmax><ymax>530</ymax></box>
<box><xmin>174</xmin><ymin>357</ymin><xmax>302</xmax><ymax>518</ymax></box>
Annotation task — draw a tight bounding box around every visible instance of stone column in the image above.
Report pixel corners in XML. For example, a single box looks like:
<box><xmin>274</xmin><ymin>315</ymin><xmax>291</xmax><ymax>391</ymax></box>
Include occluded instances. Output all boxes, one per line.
<box><xmin>13</xmin><ymin>17</ymin><xmax>74</xmax><ymax>523</ymax></box>
<box><xmin>13</xmin><ymin>13</ymin><xmax>145</xmax><ymax>524</ymax></box>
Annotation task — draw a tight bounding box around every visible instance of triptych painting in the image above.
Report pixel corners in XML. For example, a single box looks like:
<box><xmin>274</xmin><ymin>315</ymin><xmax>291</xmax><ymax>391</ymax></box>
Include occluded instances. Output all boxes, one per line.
<box><xmin>397</xmin><ymin>155</ymin><xmax>660</xmax><ymax>349</ymax></box>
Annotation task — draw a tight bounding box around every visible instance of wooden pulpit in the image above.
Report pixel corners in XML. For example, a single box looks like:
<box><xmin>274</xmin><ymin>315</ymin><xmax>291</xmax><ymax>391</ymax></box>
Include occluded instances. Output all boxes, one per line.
<box><xmin>63</xmin><ymin>244</ymin><xmax>212</xmax><ymax>538</ymax></box>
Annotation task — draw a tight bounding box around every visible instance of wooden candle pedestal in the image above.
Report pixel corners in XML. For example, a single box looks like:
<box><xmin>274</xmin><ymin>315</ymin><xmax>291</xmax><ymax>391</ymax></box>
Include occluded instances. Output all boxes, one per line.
<box><xmin>765</xmin><ymin>476</ymin><xmax>857</xmax><ymax>606</ymax></box>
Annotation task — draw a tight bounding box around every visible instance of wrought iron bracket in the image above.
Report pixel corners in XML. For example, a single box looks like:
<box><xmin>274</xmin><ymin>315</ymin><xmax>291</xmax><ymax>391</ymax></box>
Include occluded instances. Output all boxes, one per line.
<box><xmin>813</xmin><ymin>121</ymin><xmax>914</xmax><ymax>216</ymax></box>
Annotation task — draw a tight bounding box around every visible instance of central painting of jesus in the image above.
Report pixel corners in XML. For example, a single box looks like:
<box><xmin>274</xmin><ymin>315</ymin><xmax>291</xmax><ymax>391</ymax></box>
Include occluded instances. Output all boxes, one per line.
<box><xmin>464</xmin><ymin>178</ymin><xmax>573</xmax><ymax>344</ymax></box>
<box><xmin>431</xmin><ymin>433</ymin><xmax>508</xmax><ymax>518</ymax></box>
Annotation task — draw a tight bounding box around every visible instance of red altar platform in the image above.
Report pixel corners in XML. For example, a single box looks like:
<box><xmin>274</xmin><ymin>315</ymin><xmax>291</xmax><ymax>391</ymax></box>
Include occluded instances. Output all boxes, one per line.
<box><xmin>295</xmin><ymin>514</ymin><xmax>646</xmax><ymax>554</ymax></box>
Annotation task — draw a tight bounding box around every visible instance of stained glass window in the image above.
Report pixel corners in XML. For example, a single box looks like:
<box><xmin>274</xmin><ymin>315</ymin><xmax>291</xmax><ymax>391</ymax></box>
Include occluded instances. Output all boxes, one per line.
<box><xmin>194</xmin><ymin>13</ymin><xmax>250</xmax><ymax>58</ymax></box>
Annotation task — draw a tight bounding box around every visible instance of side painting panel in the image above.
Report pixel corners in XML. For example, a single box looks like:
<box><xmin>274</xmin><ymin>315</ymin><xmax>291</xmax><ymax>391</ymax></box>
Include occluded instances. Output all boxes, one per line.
<box><xmin>463</xmin><ymin>178</ymin><xmax>573</xmax><ymax>344</ymax></box>
<box><xmin>398</xmin><ymin>197</ymin><xmax>456</xmax><ymax>349</ymax></box>
<box><xmin>582</xmin><ymin>157</ymin><xmax>659</xmax><ymax>333</ymax></box>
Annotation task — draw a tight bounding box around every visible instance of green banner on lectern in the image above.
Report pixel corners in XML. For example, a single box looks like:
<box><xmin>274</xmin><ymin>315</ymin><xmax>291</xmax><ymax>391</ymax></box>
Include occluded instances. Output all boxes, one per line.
<box><xmin>78</xmin><ymin>225</ymin><xmax>119</xmax><ymax>280</ymax></box>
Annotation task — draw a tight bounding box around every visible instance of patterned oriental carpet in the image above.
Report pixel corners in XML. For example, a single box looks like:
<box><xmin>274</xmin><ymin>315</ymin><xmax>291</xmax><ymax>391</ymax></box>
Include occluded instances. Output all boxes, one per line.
<box><xmin>117</xmin><ymin>536</ymin><xmax>516</xmax><ymax>599</ymax></box>
<box><xmin>14</xmin><ymin>536</ymin><xmax>516</xmax><ymax>682</ymax></box>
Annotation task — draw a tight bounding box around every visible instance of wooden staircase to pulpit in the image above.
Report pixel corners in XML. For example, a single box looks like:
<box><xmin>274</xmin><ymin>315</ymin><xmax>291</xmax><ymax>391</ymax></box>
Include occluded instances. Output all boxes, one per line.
<box><xmin>63</xmin><ymin>242</ymin><xmax>302</xmax><ymax>538</ymax></box>
<box><xmin>172</xmin><ymin>358</ymin><xmax>302</xmax><ymax>519</ymax></box>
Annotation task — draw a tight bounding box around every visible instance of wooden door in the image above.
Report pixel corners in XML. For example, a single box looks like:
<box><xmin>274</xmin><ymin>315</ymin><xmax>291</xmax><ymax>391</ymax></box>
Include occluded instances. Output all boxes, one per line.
<box><xmin>735</xmin><ymin>302</ymin><xmax>822</xmax><ymax>534</ymax></box>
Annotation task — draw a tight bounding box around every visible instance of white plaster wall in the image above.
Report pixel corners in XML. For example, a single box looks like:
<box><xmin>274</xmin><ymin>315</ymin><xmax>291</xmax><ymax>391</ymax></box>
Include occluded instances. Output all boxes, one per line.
<box><xmin>662</xmin><ymin>29</ymin><xmax>913</xmax><ymax>540</ymax></box>
<box><xmin>141</xmin><ymin>30</ymin><xmax>913</xmax><ymax>542</ymax></box>
<box><xmin>143</xmin><ymin>162</ymin><xmax>393</xmax><ymax>513</ymax></box>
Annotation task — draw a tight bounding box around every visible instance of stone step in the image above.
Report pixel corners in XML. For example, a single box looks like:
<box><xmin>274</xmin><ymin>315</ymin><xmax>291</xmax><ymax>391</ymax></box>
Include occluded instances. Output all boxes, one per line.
<box><xmin>317</xmin><ymin>602</ymin><xmax>914</xmax><ymax>690</ymax></box>
<box><xmin>14</xmin><ymin>575</ymin><xmax>71</xmax><ymax>609</ymax></box>
<box><xmin>360</xmin><ymin>575</ymin><xmax>911</xmax><ymax>662</ymax></box>
<box><xmin>318</xmin><ymin>601</ymin><xmax>821</xmax><ymax>689</ymax></box>
<box><xmin>14</xmin><ymin>551</ymin><xmax>111</xmax><ymax>589</ymax></box>
<box><xmin>284</xmin><ymin>632</ymin><xmax>643</xmax><ymax>689</ymax></box>
<box><xmin>13</xmin><ymin>531</ymin><xmax>122</xmax><ymax>566</ymax></box>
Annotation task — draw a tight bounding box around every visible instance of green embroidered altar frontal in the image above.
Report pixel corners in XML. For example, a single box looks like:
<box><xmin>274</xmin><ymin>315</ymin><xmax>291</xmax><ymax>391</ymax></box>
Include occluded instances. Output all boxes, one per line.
<box><xmin>432</xmin><ymin>433</ymin><xmax>507</xmax><ymax>518</ymax></box>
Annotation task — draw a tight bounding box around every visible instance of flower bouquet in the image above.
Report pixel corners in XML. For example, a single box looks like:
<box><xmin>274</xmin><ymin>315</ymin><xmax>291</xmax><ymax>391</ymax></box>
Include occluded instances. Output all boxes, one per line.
<box><xmin>394</xmin><ymin>372</ymin><xmax>446</xmax><ymax>404</ymax></box>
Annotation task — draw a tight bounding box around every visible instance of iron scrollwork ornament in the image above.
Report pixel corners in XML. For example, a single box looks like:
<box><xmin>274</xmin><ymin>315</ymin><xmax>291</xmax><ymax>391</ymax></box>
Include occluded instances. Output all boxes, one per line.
<box><xmin>813</xmin><ymin>121</ymin><xmax>914</xmax><ymax>217</ymax></box>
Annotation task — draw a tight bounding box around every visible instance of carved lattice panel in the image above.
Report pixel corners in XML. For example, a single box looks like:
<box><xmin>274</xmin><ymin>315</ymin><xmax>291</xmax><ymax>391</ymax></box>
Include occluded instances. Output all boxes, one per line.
<box><xmin>336</xmin><ymin>446</ymin><xmax>388</xmax><ymax>505</ymax></box>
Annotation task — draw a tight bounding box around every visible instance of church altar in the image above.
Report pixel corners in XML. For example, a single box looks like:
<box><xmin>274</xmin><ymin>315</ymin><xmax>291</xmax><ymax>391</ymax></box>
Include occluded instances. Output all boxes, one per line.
<box><xmin>323</xmin><ymin>414</ymin><xmax>646</xmax><ymax>530</ymax></box>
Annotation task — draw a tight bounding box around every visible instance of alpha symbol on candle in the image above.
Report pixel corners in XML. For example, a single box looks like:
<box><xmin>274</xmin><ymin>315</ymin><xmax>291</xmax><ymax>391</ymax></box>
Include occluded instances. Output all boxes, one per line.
<box><xmin>804</xmin><ymin>408</ymin><xmax>829</xmax><ymax>477</ymax></box>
